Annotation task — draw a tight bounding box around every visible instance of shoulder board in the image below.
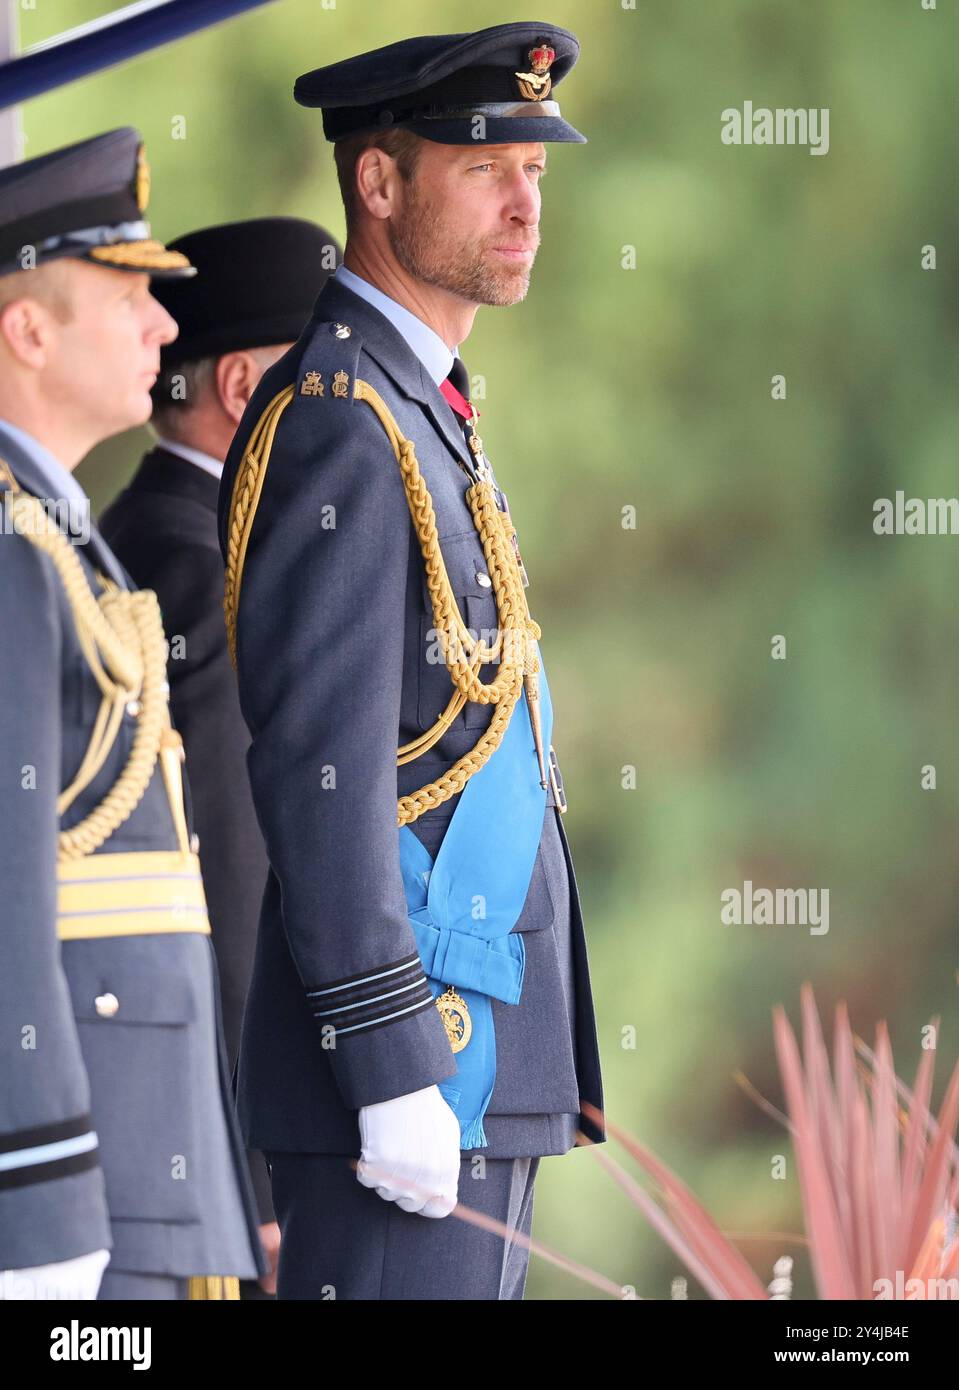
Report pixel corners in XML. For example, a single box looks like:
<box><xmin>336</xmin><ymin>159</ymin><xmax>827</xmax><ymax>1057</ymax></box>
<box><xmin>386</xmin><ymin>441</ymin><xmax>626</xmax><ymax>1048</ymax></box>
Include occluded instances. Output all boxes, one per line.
<box><xmin>225</xmin><ymin>316</ymin><xmax>372</xmax><ymax>668</ymax></box>
<box><xmin>292</xmin><ymin>317</ymin><xmax>363</xmax><ymax>406</ymax></box>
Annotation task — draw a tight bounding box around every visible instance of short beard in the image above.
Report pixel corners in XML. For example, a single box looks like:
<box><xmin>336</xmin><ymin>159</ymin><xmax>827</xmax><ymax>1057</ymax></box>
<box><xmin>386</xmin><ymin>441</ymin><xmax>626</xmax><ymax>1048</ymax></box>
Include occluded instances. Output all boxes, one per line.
<box><xmin>388</xmin><ymin>174</ymin><xmax>538</xmax><ymax>307</ymax></box>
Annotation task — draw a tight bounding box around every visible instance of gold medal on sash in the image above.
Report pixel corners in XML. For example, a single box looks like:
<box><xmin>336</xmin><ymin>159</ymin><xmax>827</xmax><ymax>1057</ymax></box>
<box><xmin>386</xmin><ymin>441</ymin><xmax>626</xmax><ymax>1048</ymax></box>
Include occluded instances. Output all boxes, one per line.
<box><xmin>436</xmin><ymin>985</ymin><xmax>472</xmax><ymax>1053</ymax></box>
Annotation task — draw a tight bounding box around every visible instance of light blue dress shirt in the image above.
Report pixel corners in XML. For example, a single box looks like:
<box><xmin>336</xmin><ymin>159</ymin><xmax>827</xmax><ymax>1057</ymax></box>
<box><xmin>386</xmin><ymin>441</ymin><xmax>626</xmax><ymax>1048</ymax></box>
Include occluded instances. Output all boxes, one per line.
<box><xmin>333</xmin><ymin>264</ymin><xmax>460</xmax><ymax>387</ymax></box>
<box><xmin>0</xmin><ymin>416</ymin><xmax>89</xmax><ymax>513</ymax></box>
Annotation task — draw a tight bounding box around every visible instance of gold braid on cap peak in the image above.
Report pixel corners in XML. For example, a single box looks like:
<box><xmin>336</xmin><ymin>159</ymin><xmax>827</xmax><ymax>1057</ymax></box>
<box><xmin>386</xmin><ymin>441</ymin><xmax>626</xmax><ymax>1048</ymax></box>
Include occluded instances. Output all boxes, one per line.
<box><xmin>88</xmin><ymin>239</ymin><xmax>192</xmax><ymax>271</ymax></box>
<box><xmin>0</xmin><ymin>457</ymin><xmax>189</xmax><ymax>859</ymax></box>
<box><xmin>224</xmin><ymin>379</ymin><xmax>543</xmax><ymax>828</ymax></box>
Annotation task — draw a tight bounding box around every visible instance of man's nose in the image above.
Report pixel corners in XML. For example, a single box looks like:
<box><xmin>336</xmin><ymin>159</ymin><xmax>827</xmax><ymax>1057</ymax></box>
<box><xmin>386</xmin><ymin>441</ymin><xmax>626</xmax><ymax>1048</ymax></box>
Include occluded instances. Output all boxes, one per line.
<box><xmin>506</xmin><ymin>171</ymin><xmax>540</xmax><ymax>224</ymax></box>
<box><xmin>149</xmin><ymin>298</ymin><xmax>179</xmax><ymax>347</ymax></box>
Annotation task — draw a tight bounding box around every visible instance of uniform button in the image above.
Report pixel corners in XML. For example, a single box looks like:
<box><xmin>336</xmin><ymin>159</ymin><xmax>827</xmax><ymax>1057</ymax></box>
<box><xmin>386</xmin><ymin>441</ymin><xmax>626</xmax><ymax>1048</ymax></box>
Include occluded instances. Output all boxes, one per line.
<box><xmin>95</xmin><ymin>992</ymin><xmax>119</xmax><ymax>1018</ymax></box>
<box><xmin>125</xmin><ymin>699</ymin><xmax>141</xmax><ymax>717</ymax></box>
<box><xmin>189</xmin><ymin>833</ymin><xmax>200</xmax><ymax>854</ymax></box>
<box><xmin>333</xmin><ymin>323</ymin><xmax>351</xmax><ymax>338</ymax></box>
<box><xmin>476</xmin><ymin>572</ymin><xmax>492</xmax><ymax>588</ymax></box>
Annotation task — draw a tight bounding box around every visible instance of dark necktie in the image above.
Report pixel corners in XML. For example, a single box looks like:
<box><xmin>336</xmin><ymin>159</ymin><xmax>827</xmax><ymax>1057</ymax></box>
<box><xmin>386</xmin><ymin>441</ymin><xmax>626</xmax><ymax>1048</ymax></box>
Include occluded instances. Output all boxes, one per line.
<box><xmin>445</xmin><ymin>355</ymin><xmax>472</xmax><ymax>404</ymax></box>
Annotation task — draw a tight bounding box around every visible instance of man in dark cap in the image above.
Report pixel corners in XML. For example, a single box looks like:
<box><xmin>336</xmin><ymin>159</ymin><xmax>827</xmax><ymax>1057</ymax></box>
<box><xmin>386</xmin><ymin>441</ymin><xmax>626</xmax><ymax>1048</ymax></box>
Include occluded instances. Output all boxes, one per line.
<box><xmin>218</xmin><ymin>22</ymin><xmax>605</xmax><ymax>1300</ymax></box>
<box><xmin>99</xmin><ymin>215</ymin><xmax>342</xmax><ymax>1299</ymax></box>
<box><xmin>0</xmin><ymin>127</ymin><xmax>266</xmax><ymax>1299</ymax></box>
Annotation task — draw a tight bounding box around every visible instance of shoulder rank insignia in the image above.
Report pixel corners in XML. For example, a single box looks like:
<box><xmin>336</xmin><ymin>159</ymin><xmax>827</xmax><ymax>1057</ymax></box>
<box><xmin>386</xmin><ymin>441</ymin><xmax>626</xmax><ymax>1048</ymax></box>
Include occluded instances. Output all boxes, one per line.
<box><xmin>515</xmin><ymin>42</ymin><xmax>555</xmax><ymax>101</ymax></box>
<box><xmin>332</xmin><ymin>369</ymin><xmax>350</xmax><ymax>398</ymax></box>
<box><xmin>301</xmin><ymin>370</ymin><xmax>324</xmax><ymax>396</ymax></box>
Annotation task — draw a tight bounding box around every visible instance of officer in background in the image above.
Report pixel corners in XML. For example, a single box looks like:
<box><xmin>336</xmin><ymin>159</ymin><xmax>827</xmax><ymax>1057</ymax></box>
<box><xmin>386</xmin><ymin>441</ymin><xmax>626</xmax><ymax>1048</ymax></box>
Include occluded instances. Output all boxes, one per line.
<box><xmin>0</xmin><ymin>128</ymin><xmax>266</xmax><ymax>1300</ymax></box>
<box><xmin>100</xmin><ymin>216</ymin><xmax>342</xmax><ymax>1298</ymax></box>
<box><xmin>218</xmin><ymin>23</ymin><xmax>605</xmax><ymax>1300</ymax></box>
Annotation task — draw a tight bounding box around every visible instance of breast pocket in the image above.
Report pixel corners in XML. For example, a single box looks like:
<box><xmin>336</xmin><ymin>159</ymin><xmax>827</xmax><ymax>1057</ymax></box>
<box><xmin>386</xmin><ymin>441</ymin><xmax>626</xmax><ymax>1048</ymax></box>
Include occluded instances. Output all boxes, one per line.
<box><xmin>417</xmin><ymin>530</ymin><xmax>501</xmax><ymax>732</ymax></box>
<box><xmin>69</xmin><ymin>946</ymin><xmax>203</xmax><ymax>1225</ymax></box>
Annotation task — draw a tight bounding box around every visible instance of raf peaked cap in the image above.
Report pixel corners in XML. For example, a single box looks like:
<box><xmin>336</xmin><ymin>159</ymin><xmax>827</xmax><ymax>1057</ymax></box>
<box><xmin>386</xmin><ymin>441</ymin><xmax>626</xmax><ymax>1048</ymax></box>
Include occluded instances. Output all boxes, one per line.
<box><xmin>150</xmin><ymin>217</ymin><xmax>343</xmax><ymax>365</ymax></box>
<box><xmin>0</xmin><ymin>126</ymin><xmax>194</xmax><ymax>280</ymax></box>
<box><xmin>294</xmin><ymin>21</ymin><xmax>586</xmax><ymax>145</ymax></box>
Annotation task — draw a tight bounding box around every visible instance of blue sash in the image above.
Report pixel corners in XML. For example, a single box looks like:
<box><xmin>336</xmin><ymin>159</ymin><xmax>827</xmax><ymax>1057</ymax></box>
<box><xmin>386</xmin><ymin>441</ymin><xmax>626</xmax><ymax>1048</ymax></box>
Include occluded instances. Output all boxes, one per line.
<box><xmin>398</xmin><ymin>647</ymin><xmax>554</xmax><ymax>1149</ymax></box>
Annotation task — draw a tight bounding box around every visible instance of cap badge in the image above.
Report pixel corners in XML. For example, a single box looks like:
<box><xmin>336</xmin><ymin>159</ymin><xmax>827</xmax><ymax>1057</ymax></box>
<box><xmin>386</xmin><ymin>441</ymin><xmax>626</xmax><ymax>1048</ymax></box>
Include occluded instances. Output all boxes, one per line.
<box><xmin>134</xmin><ymin>143</ymin><xmax>151</xmax><ymax>213</ymax></box>
<box><xmin>514</xmin><ymin>42</ymin><xmax>555</xmax><ymax>102</ymax></box>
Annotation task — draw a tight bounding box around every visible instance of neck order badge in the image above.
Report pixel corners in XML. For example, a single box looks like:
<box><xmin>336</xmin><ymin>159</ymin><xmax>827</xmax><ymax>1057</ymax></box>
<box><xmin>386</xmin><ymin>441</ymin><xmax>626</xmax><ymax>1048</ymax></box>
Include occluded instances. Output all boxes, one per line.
<box><xmin>398</xmin><ymin>652</ymin><xmax>554</xmax><ymax>1149</ymax></box>
<box><xmin>440</xmin><ymin>361</ymin><xmax>531</xmax><ymax>588</ymax></box>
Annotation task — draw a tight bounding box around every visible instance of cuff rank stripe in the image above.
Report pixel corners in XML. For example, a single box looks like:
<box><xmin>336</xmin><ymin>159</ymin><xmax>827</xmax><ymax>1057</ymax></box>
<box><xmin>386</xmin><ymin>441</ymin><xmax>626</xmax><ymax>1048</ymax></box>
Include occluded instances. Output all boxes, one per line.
<box><xmin>308</xmin><ymin>960</ymin><xmax>425</xmax><ymax>1012</ymax></box>
<box><xmin>0</xmin><ymin>1113</ymin><xmax>100</xmax><ymax>1192</ymax></box>
<box><xmin>306</xmin><ymin>952</ymin><xmax>435</xmax><ymax>1036</ymax></box>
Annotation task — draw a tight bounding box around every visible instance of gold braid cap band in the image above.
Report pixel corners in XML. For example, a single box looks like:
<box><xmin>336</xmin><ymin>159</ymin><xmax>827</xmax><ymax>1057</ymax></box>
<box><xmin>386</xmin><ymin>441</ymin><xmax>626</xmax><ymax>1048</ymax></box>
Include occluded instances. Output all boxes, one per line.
<box><xmin>224</xmin><ymin>379</ymin><xmax>543</xmax><ymax>828</ymax></box>
<box><xmin>88</xmin><ymin>240</ymin><xmax>193</xmax><ymax>273</ymax></box>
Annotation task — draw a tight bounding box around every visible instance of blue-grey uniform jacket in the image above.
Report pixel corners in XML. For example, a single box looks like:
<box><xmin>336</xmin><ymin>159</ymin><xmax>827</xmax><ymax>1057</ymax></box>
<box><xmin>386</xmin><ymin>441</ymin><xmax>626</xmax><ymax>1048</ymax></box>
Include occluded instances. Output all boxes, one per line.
<box><xmin>0</xmin><ymin>423</ymin><xmax>266</xmax><ymax>1279</ymax></box>
<box><xmin>217</xmin><ymin>276</ymin><xmax>605</xmax><ymax>1160</ymax></box>
<box><xmin>99</xmin><ymin>448</ymin><xmax>274</xmax><ymax>1226</ymax></box>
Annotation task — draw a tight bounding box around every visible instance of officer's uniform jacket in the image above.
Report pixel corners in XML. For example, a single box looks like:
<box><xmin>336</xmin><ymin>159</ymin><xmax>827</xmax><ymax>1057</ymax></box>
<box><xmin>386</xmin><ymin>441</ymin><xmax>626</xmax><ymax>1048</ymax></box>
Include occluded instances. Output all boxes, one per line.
<box><xmin>0</xmin><ymin>423</ymin><xmax>266</xmax><ymax>1279</ymax></box>
<box><xmin>217</xmin><ymin>275</ymin><xmax>605</xmax><ymax>1159</ymax></box>
<box><xmin>100</xmin><ymin>446</ymin><xmax>274</xmax><ymax>1223</ymax></box>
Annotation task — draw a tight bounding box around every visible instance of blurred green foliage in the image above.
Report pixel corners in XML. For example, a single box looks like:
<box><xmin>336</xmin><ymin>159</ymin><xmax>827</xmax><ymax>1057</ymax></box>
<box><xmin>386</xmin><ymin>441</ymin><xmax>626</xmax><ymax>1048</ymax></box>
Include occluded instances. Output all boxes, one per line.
<box><xmin>21</xmin><ymin>0</ymin><xmax>959</xmax><ymax>1299</ymax></box>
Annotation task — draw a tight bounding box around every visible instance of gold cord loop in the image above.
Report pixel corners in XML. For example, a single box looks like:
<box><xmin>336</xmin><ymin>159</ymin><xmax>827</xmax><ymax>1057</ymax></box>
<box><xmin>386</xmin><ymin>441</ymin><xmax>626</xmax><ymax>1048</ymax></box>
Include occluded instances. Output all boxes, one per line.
<box><xmin>0</xmin><ymin>459</ymin><xmax>176</xmax><ymax>859</ymax></box>
<box><xmin>223</xmin><ymin>377</ymin><xmax>545</xmax><ymax>827</ymax></box>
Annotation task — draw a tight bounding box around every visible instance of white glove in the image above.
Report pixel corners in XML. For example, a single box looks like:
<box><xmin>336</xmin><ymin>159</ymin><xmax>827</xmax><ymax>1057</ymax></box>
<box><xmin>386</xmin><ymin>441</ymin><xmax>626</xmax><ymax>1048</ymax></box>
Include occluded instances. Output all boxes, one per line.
<box><xmin>1</xmin><ymin>1247</ymin><xmax>110</xmax><ymax>1300</ymax></box>
<box><xmin>357</xmin><ymin>1084</ymin><xmax>461</xmax><ymax>1218</ymax></box>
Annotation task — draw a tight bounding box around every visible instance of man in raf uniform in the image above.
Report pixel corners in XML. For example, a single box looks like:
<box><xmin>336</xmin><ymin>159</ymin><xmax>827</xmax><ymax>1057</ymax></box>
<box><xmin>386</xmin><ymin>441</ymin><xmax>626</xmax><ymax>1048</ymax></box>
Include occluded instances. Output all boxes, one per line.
<box><xmin>218</xmin><ymin>22</ymin><xmax>605</xmax><ymax>1300</ymax></box>
<box><xmin>100</xmin><ymin>216</ymin><xmax>342</xmax><ymax>1298</ymax></box>
<box><xmin>0</xmin><ymin>129</ymin><xmax>266</xmax><ymax>1300</ymax></box>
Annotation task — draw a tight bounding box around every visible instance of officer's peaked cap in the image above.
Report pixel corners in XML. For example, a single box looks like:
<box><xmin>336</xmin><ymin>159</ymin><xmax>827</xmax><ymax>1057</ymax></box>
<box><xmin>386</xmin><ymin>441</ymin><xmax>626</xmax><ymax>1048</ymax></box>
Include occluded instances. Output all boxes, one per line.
<box><xmin>295</xmin><ymin>21</ymin><xmax>586</xmax><ymax>146</ymax></box>
<box><xmin>0</xmin><ymin>127</ymin><xmax>194</xmax><ymax>280</ymax></box>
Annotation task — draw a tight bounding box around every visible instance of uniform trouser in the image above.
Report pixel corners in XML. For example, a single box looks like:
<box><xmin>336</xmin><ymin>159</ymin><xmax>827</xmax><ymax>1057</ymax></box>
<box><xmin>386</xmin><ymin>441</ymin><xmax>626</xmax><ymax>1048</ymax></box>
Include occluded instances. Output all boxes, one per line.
<box><xmin>265</xmin><ymin>1150</ymin><xmax>540</xmax><ymax>1300</ymax></box>
<box><xmin>98</xmin><ymin>1270</ymin><xmax>189</xmax><ymax>1300</ymax></box>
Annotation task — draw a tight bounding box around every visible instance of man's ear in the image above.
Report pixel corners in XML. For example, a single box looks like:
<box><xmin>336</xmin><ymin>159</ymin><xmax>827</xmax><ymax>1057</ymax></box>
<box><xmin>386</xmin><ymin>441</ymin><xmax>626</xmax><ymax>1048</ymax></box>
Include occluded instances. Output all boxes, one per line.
<box><xmin>0</xmin><ymin>296</ymin><xmax>55</xmax><ymax>371</ymax></box>
<box><xmin>355</xmin><ymin>145</ymin><xmax>401</xmax><ymax>222</ymax></box>
<box><xmin>216</xmin><ymin>350</ymin><xmax>261</xmax><ymax>426</ymax></box>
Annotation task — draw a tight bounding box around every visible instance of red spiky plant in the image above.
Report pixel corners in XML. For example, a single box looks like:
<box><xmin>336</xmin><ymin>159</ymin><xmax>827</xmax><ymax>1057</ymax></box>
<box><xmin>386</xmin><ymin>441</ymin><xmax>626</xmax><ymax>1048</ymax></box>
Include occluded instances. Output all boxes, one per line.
<box><xmin>581</xmin><ymin>983</ymin><xmax>959</xmax><ymax>1298</ymax></box>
